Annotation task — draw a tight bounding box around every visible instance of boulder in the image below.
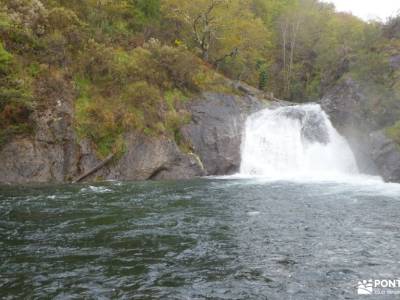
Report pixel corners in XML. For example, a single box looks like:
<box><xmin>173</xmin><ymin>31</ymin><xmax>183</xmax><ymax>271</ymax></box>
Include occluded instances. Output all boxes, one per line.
<box><xmin>106</xmin><ymin>133</ymin><xmax>205</xmax><ymax>181</ymax></box>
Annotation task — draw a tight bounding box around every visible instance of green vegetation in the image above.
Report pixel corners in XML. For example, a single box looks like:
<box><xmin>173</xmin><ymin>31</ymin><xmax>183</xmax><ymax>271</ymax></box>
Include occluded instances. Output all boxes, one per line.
<box><xmin>0</xmin><ymin>37</ymin><xmax>33</xmax><ymax>145</ymax></box>
<box><xmin>386</xmin><ymin>121</ymin><xmax>400</xmax><ymax>147</ymax></box>
<box><xmin>1</xmin><ymin>0</ymin><xmax>400</xmax><ymax>152</ymax></box>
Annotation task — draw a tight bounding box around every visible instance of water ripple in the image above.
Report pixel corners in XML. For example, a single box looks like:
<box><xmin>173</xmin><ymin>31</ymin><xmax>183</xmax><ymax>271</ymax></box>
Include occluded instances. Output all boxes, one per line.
<box><xmin>0</xmin><ymin>179</ymin><xmax>399</xmax><ymax>299</ymax></box>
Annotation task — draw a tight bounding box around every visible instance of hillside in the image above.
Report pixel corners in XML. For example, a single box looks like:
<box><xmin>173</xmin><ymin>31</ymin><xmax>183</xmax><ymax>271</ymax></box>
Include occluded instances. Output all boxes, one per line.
<box><xmin>0</xmin><ymin>0</ymin><xmax>400</xmax><ymax>182</ymax></box>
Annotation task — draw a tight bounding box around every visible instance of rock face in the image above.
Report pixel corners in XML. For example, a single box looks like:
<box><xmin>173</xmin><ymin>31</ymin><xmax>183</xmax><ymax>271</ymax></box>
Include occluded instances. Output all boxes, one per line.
<box><xmin>107</xmin><ymin>133</ymin><xmax>205</xmax><ymax>181</ymax></box>
<box><xmin>320</xmin><ymin>78</ymin><xmax>379</xmax><ymax>175</ymax></box>
<box><xmin>320</xmin><ymin>78</ymin><xmax>371</xmax><ymax>131</ymax></box>
<box><xmin>182</xmin><ymin>93</ymin><xmax>267</xmax><ymax>175</ymax></box>
<box><xmin>369</xmin><ymin>130</ymin><xmax>400</xmax><ymax>182</ymax></box>
<box><xmin>320</xmin><ymin>77</ymin><xmax>400</xmax><ymax>182</ymax></box>
<box><xmin>4</xmin><ymin>76</ymin><xmax>400</xmax><ymax>184</ymax></box>
<box><xmin>70</xmin><ymin>133</ymin><xmax>206</xmax><ymax>183</ymax></box>
<box><xmin>90</xmin><ymin>92</ymin><xmax>272</xmax><ymax>181</ymax></box>
<box><xmin>0</xmin><ymin>91</ymin><xmax>269</xmax><ymax>184</ymax></box>
<box><xmin>282</xmin><ymin>106</ymin><xmax>330</xmax><ymax>144</ymax></box>
<box><xmin>0</xmin><ymin>77</ymin><xmax>80</xmax><ymax>184</ymax></box>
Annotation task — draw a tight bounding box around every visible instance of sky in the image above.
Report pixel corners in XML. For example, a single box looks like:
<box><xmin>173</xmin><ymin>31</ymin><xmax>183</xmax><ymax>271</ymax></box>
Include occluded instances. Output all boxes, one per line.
<box><xmin>321</xmin><ymin>0</ymin><xmax>400</xmax><ymax>21</ymax></box>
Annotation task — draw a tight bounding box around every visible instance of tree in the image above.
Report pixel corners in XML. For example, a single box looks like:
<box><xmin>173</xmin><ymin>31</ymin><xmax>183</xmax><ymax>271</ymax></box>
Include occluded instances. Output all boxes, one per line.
<box><xmin>314</xmin><ymin>11</ymin><xmax>366</xmax><ymax>90</ymax></box>
<box><xmin>162</xmin><ymin>0</ymin><xmax>229</xmax><ymax>61</ymax></box>
<box><xmin>162</xmin><ymin>0</ymin><xmax>269</xmax><ymax>84</ymax></box>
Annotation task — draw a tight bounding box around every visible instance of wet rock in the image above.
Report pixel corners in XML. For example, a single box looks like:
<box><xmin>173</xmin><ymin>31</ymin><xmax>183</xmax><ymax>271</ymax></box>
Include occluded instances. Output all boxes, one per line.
<box><xmin>106</xmin><ymin>133</ymin><xmax>205</xmax><ymax>181</ymax></box>
<box><xmin>320</xmin><ymin>78</ymin><xmax>373</xmax><ymax>132</ymax></box>
<box><xmin>320</xmin><ymin>78</ymin><xmax>379</xmax><ymax>175</ymax></box>
<box><xmin>320</xmin><ymin>77</ymin><xmax>400</xmax><ymax>182</ymax></box>
<box><xmin>369</xmin><ymin>130</ymin><xmax>400</xmax><ymax>183</ymax></box>
<box><xmin>280</xmin><ymin>107</ymin><xmax>330</xmax><ymax>144</ymax></box>
<box><xmin>182</xmin><ymin>92</ymin><xmax>267</xmax><ymax>175</ymax></box>
<box><xmin>301</xmin><ymin>112</ymin><xmax>330</xmax><ymax>145</ymax></box>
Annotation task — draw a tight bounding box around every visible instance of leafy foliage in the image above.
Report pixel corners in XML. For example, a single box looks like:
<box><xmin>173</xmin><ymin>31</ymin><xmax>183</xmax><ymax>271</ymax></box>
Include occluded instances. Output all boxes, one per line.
<box><xmin>0</xmin><ymin>0</ymin><xmax>400</xmax><ymax>151</ymax></box>
<box><xmin>0</xmin><ymin>40</ymin><xmax>33</xmax><ymax>146</ymax></box>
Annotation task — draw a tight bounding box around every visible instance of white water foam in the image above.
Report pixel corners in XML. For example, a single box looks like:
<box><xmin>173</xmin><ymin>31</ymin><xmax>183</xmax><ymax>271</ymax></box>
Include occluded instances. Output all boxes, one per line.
<box><xmin>239</xmin><ymin>104</ymin><xmax>360</xmax><ymax>180</ymax></box>
<box><xmin>213</xmin><ymin>103</ymin><xmax>400</xmax><ymax>195</ymax></box>
<box><xmin>80</xmin><ymin>186</ymin><xmax>112</xmax><ymax>194</ymax></box>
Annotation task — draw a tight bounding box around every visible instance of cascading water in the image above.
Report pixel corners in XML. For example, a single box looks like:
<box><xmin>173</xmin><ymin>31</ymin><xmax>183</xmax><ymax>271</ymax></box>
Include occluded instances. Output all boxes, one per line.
<box><xmin>240</xmin><ymin>104</ymin><xmax>359</xmax><ymax>179</ymax></box>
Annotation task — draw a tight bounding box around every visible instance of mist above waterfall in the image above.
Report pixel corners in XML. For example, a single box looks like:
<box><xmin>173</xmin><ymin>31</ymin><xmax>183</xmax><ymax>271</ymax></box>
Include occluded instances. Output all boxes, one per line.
<box><xmin>240</xmin><ymin>104</ymin><xmax>359</xmax><ymax>179</ymax></box>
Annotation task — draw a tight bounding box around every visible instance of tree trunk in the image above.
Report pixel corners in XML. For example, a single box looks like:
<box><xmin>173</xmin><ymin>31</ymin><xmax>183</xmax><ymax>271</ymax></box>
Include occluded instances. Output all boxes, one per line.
<box><xmin>73</xmin><ymin>154</ymin><xmax>114</xmax><ymax>183</ymax></box>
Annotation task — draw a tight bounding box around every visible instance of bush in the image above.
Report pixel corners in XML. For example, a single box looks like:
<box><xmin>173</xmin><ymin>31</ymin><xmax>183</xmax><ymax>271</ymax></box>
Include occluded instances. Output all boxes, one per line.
<box><xmin>0</xmin><ymin>40</ymin><xmax>12</xmax><ymax>72</ymax></box>
<box><xmin>41</xmin><ymin>31</ymin><xmax>68</xmax><ymax>66</ymax></box>
<box><xmin>46</xmin><ymin>7</ymin><xmax>86</xmax><ymax>49</ymax></box>
<box><xmin>72</xmin><ymin>41</ymin><xmax>203</xmax><ymax>157</ymax></box>
<box><xmin>80</xmin><ymin>40</ymin><xmax>115</xmax><ymax>83</ymax></box>
<box><xmin>143</xmin><ymin>39</ymin><xmax>200</xmax><ymax>90</ymax></box>
<box><xmin>3</xmin><ymin>0</ymin><xmax>47</xmax><ymax>36</ymax></box>
<box><xmin>122</xmin><ymin>81</ymin><xmax>162</xmax><ymax>108</ymax></box>
<box><xmin>0</xmin><ymin>68</ymin><xmax>34</xmax><ymax>146</ymax></box>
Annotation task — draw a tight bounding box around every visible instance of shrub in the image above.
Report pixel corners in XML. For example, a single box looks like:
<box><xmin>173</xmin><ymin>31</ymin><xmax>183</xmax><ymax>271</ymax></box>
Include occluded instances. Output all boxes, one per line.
<box><xmin>143</xmin><ymin>39</ymin><xmax>200</xmax><ymax>91</ymax></box>
<box><xmin>0</xmin><ymin>40</ymin><xmax>12</xmax><ymax>72</ymax></box>
<box><xmin>122</xmin><ymin>81</ymin><xmax>162</xmax><ymax>108</ymax></box>
<box><xmin>3</xmin><ymin>0</ymin><xmax>48</xmax><ymax>36</ymax></box>
<box><xmin>46</xmin><ymin>7</ymin><xmax>86</xmax><ymax>49</ymax></box>
<box><xmin>41</xmin><ymin>30</ymin><xmax>67</xmax><ymax>66</ymax></box>
<box><xmin>80</xmin><ymin>40</ymin><xmax>115</xmax><ymax>83</ymax></box>
<box><xmin>0</xmin><ymin>56</ymin><xmax>34</xmax><ymax>147</ymax></box>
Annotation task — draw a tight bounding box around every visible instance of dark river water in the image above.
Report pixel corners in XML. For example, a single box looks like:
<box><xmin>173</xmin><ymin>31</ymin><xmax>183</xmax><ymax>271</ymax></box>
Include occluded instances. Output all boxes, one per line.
<box><xmin>1</xmin><ymin>178</ymin><xmax>400</xmax><ymax>299</ymax></box>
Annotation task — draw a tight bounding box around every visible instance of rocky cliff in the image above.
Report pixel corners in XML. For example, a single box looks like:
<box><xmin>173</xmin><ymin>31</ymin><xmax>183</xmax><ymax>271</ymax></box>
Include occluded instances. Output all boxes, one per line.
<box><xmin>0</xmin><ymin>91</ymin><xmax>270</xmax><ymax>184</ymax></box>
<box><xmin>3</xmin><ymin>75</ymin><xmax>400</xmax><ymax>184</ymax></box>
<box><xmin>181</xmin><ymin>93</ymin><xmax>267</xmax><ymax>175</ymax></box>
<box><xmin>320</xmin><ymin>77</ymin><xmax>400</xmax><ymax>182</ymax></box>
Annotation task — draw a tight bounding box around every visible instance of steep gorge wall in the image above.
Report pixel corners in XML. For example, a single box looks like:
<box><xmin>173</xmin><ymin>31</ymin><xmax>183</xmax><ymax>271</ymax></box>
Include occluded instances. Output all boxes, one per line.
<box><xmin>3</xmin><ymin>76</ymin><xmax>400</xmax><ymax>184</ymax></box>
<box><xmin>0</xmin><ymin>92</ymin><xmax>271</xmax><ymax>184</ymax></box>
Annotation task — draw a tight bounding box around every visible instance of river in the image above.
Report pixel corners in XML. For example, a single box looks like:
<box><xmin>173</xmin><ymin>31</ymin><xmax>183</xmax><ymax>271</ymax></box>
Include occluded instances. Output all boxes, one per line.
<box><xmin>1</xmin><ymin>178</ymin><xmax>400</xmax><ymax>299</ymax></box>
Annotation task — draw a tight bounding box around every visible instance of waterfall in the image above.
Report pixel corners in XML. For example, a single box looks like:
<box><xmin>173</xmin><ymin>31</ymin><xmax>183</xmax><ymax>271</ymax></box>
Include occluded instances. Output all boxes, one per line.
<box><xmin>240</xmin><ymin>104</ymin><xmax>359</xmax><ymax>179</ymax></box>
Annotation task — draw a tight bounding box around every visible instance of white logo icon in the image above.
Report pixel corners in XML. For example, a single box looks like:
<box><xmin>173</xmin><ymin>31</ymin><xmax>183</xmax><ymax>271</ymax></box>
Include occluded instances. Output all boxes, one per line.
<box><xmin>357</xmin><ymin>280</ymin><xmax>373</xmax><ymax>295</ymax></box>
